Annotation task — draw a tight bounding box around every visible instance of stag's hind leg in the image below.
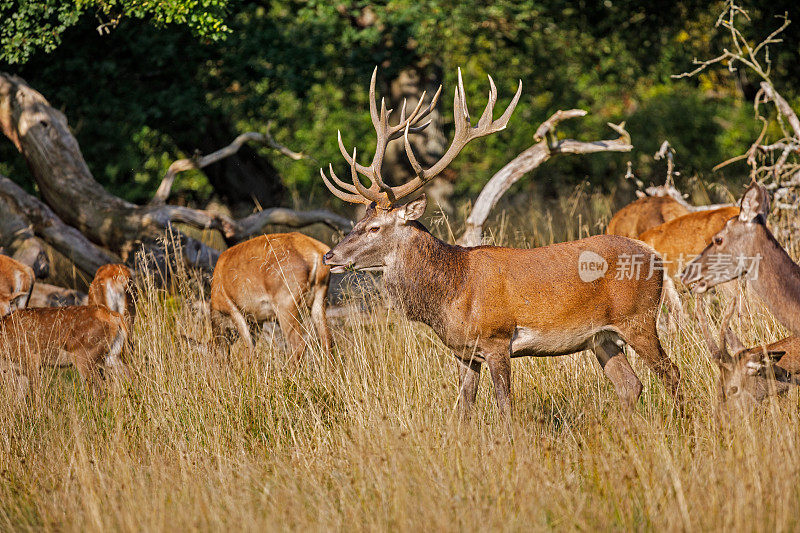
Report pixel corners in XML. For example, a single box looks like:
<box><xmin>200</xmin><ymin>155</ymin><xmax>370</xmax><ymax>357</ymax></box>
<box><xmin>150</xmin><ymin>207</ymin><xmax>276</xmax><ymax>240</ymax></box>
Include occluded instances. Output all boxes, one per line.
<box><xmin>455</xmin><ymin>357</ymin><xmax>481</xmax><ymax>420</ymax></box>
<box><xmin>485</xmin><ymin>349</ymin><xmax>512</xmax><ymax>418</ymax></box>
<box><xmin>592</xmin><ymin>336</ymin><xmax>642</xmax><ymax>411</ymax></box>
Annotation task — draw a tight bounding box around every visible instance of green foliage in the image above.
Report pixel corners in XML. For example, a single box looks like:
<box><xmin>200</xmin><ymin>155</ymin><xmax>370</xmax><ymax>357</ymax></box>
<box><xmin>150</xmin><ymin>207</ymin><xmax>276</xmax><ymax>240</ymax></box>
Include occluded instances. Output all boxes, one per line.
<box><xmin>0</xmin><ymin>0</ymin><xmax>231</xmax><ymax>64</ymax></box>
<box><xmin>1</xmin><ymin>1</ymin><xmax>799</xmax><ymax>207</ymax></box>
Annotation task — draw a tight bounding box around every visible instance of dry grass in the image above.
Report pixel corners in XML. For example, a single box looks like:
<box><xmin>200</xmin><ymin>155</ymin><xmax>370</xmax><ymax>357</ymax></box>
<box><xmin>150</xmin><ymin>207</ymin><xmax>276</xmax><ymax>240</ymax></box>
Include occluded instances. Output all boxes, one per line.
<box><xmin>2</xmin><ymin>188</ymin><xmax>800</xmax><ymax>532</ymax></box>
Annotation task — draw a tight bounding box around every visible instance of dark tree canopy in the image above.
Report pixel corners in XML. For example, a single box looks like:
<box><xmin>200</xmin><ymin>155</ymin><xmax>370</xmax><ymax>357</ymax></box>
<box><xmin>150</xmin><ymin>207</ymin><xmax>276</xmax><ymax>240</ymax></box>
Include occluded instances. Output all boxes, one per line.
<box><xmin>1</xmin><ymin>1</ymin><xmax>799</xmax><ymax>211</ymax></box>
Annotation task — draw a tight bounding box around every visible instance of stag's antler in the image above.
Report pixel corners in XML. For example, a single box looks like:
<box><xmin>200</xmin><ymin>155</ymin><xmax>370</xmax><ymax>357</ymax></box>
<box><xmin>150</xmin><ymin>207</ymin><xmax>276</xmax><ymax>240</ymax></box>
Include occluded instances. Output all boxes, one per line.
<box><xmin>321</xmin><ymin>67</ymin><xmax>522</xmax><ymax>207</ymax></box>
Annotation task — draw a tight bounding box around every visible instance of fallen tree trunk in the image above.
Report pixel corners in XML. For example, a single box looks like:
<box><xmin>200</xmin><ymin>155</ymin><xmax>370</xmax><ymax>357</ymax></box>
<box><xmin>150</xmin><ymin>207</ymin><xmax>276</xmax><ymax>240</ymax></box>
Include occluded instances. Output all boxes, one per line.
<box><xmin>458</xmin><ymin>110</ymin><xmax>632</xmax><ymax>246</ymax></box>
<box><xmin>29</xmin><ymin>282</ymin><xmax>87</xmax><ymax>308</ymax></box>
<box><xmin>0</xmin><ymin>174</ymin><xmax>117</xmax><ymax>274</ymax></box>
<box><xmin>0</xmin><ymin>72</ymin><xmax>352</xmax><ymax>278</ymax></box>
<box><xmin>0</xmin><ymin>193</ymin><xmax>49</xmax><ymax>277</ymax></box>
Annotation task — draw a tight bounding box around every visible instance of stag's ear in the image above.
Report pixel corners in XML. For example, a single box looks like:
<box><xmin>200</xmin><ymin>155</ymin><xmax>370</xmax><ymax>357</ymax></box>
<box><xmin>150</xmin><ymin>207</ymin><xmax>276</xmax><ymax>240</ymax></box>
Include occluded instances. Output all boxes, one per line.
<box><xmin>397</xmin><ymin>194</ymin><xmax>427</xmax><ymax>222</ymax></box>
<box><xmin>739</xmin><ymin>183</ymin><xmax>770</xmax><ymax>222</ymax></box>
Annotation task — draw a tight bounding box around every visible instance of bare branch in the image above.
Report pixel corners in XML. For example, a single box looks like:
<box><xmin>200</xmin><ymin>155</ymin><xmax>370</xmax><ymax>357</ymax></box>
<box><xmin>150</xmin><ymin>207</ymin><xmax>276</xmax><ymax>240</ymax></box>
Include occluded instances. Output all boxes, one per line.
<box><xmin>654</xmin><ymin>140</ymin><xmax>676</xmax><ymax>188</ymax></box>
<box><xmin>458</xmin><ymin>116</ymin><xmax>631</xmax><ymax>246</ymax></box>
<box><xmin>760</xmin><ymin>82</ymin><xmax>800</xmax><ymax>140</ymax></box>
<box><xmin>150</xmin><ymin>128</ymin><xmax>313</xmax><ymax>205</ymax></box>
<box><xmin>235</xmin><ymin>208</ymin><xmax>354</xmax><ymax>240</ymax></box>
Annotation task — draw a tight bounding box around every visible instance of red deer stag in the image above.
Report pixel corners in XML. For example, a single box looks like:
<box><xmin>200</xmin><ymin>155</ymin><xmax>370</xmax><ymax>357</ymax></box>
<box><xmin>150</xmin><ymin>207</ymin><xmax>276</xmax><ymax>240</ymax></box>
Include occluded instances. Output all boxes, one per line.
<box><xmin>210</xmin><ymin>232</ymin><xmax>332</xmax><ymax>362</ymax></box>
<box><xmin>695</xmin><ymin>294</ymin><xmax>800</xmax><ymax>410</ymax></box>
<box><xmin>320</xmin><ymin>68</ymin><xmax>681</xmax><ymax>417</ymax></box>
<box><xmin>0</xmin><ymin>306</ymin><xmax>128</xmax><ymax>397</ymax></box>
<box><xmin>606</xmin><ymin>195</ymin><xmax>689</xmax><ymax>239</ymax></box>
<box><xmin>0</xmin><ymin>254</ymin><xmax>34</xmax><ymax>318</ymax></box>
<box><xmin>88</xmin><ymin>264</ymin><xmax>135</xmax><ymax>326</ymax></box>
<box><xmin>682</xmin><ymin>183</ymin><xmax>800</xmax><ymax>336</ymax></box>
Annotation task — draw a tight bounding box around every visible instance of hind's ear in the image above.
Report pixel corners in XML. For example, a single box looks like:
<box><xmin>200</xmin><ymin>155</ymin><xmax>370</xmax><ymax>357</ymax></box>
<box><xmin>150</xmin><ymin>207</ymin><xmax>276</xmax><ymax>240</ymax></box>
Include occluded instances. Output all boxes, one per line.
<box><xmin>739</xmin><ymin>183</ymin><xmax>770</xmax><ymax>222</ymax></box>
<box><xmin>744</xmin><ymin>349</ymin><xmax>786</xmax><ymax>375</ymax></box>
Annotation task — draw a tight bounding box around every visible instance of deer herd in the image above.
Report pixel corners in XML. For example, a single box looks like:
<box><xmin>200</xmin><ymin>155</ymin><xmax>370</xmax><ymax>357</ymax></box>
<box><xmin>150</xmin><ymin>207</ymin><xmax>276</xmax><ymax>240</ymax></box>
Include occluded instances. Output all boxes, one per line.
<box><xmin>1</xmin><ymin>68</ymin><xmax>799</xmax><ymax>420</ymax></box>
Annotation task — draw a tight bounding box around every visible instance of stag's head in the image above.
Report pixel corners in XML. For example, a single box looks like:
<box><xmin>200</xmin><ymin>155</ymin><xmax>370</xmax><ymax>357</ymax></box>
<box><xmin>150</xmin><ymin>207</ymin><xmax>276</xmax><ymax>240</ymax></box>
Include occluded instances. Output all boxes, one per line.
<box><xmin>320</xmin><ymin>68</ymin><xmax>521</xmax><ymax>273</ymax></box>
<box><xmin>695</xmin><ymin>295</ymin><xmax>787</xmax><ymax>412</ymax></box>
<box><xmin>681</xmin><ymin>183</ymin><xmax>770</xmax><ymax>292</ymax></box>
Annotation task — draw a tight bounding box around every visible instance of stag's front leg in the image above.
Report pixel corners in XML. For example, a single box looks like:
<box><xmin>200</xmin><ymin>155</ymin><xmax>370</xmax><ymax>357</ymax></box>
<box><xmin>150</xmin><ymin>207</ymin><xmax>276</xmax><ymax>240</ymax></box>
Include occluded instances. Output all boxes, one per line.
<box><xmin>455</xmin><ymin>357</ymin><xmax>481</xmax><ymax>420</ymax></box>
<box><xmin>485</xmin><ymin>350</ymin><xmax>512</xmax><ymax>418</ymax></box>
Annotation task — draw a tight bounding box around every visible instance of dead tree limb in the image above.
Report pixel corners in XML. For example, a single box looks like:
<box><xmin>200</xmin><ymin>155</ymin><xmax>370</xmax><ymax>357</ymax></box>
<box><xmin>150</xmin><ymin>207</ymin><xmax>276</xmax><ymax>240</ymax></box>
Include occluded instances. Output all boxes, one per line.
<box><xmin>235</xmin><ymin>208</ymin><xmax>353</xmax><ymax>240</ymax></box>
<box><xmin>0</xmin><ymin>174</ymin><xmax>117</xmax><ymax>274</ymax></box>
<box><xmin>760</xmin><ymin>82</ymin><xmax>800</xmax><ymax>141</ymax></box>
<box><xmin>457</xmin><ymin>111</ymin><xmax>632</xmax><ymax>246</ymax></box>
<box><xmin>0</xmin><ymin>193</ymin><xmax>49</xmax><ymax>277</ymax></box>
<box><xmin>150</xmin><ymin>127</ymin><xmax>312</xmax><ymax>205</ymax></box>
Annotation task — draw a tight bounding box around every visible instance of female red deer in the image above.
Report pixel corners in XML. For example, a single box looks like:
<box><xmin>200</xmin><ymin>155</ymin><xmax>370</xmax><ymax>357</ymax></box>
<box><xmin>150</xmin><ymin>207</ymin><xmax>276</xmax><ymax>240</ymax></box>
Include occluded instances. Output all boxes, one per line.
<box><xmin>88</xmin><ymin>263</ymin><xmax>135</xmax><ymax>327</ymax></box>
<box><xmin>0</xmin><ymin>254</ymin><xmax>34</xmax><ymax>317</ymax></box>
<box><xmin>320</xmin><ymin>68</ymin><xmax>681</xmax><ymax>417</ymax></box>
<box><xmin>695</xmin><ymin>294</ymin><xmax>800</xmax><ymax>411</ymax></box>
<box><xmin>682</xmin><ymin>183</ymin><xmax>800</xmax><ymax>336</ymax></box>
<box><xmin>0</xmin><ymin>305</ymin><xmax>128</xmax><ymax>398</ymax></box>
<box><xmin>210</xmin><ymin>232</ymin><xmax>332</xmax><ymax>362</ymax></box>
<box><xmin>606</xmin><ymin>195</ymin><xmax>689</xmax><ymax>239</ymax></box>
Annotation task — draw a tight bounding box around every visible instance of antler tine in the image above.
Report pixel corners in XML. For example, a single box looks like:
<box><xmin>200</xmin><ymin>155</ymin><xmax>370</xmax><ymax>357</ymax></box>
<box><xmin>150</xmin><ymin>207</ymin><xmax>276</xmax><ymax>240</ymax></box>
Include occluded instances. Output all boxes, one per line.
<box><xmin>403</xmin><ymin>121</ymin><xmax>424</xmax><ymax>176</ymax></box>
<box><xmin>320</xmin><ymin>168</ymin><xmax>369</xmax><ymax>205</ymax></box>
<box><xmin>327</xmin><ymin>163</ymin><xmax>359</xmax><ymax>194</ymax></box>
<box><xmin>387</xmin><ymin>91</ymin><xmax>438</xmax><ymax>141</ymax></box>
<box><xmin>457</xmin><ymin>67</ymin><xmax>470</xmax><ymax>122</ymax></box>
<box><xmin>390</xmin><ymin>74</ymin><xmax>522</xmax><ymax>201</ymax></box>
<box><xmin>492</xmin><ymin>78</ymin><xmax>523</xmax><ymax>130</ymax></box>
<box><xmin>348</xmin><ymin>147</ymin><xmax>383</xmax><ymax>204</ymax></box>
<box><xmin>337</xmin><ymin>130</ymin><xmax>373</xmax><ymax>176</ymax></box>
<box><xmin>477</xmin><ymin>74</ymin><xmax>498</xmax><ymax>129</ymax></box>
<box><xmin>369</xmin><ymin>67</ymin><xmax>380</xmax><ymax>132</ymax></box>
<box><xmin>397</xmin><ymin>98</ymin><xmax>407</xmax><ymax>126</ymax></box>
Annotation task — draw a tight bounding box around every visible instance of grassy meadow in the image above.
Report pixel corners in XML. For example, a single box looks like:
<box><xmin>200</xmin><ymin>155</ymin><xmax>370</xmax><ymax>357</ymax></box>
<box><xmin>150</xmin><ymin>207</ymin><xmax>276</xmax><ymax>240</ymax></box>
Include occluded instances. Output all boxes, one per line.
<box><xmin>1</xmin><ymin>184</ymin><xmax>800</xmax><ymax>531</ymax></box>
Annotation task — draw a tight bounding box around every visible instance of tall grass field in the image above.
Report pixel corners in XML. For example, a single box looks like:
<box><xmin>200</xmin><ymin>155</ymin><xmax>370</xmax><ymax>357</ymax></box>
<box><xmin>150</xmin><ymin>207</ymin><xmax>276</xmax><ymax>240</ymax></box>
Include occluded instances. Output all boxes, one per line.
<box><xmin>1</xmin><ymin>184</ymin><xmax>799</xmax><ymax>531</ymax></box>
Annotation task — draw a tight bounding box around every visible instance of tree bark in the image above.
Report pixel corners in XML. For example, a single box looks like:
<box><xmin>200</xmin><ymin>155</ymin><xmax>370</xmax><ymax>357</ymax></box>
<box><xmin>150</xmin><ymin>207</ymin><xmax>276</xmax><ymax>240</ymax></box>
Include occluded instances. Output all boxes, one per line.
<box><xmin>0</xmin><ymin>174</ymin><xmax>116</xmax><ymax>274</ymax></box>
<box><xmin>458</xmin><ymin>111</ymin><xmax>632</xmax><ymax>246</ymax></box>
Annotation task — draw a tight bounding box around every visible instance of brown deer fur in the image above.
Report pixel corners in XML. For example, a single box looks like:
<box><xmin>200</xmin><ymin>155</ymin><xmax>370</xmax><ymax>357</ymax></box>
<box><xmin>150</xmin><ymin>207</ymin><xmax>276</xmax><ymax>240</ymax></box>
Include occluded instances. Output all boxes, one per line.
<box><xmin>0</xmin><ymin>254</ymin><xmax>34</xmax><ymax>317</ymax></box>
<box><xmin>0</xmin><ymin>305</ymin><xmax>128</xmax><ymax>395</ymax></box>
<box><xmin>210</xmin><ymin>232</ymin><xmax>332</xmax><ymax>361</ymax></box>
<box><xmin>638</xmin><ymin>206</ymin><xmax>740</xmax><ymax>277</ymax></box>
<box><xmin>606</xmin><ymin>196</ymin><xmax>689</xmax><ymax>239</ymax></box>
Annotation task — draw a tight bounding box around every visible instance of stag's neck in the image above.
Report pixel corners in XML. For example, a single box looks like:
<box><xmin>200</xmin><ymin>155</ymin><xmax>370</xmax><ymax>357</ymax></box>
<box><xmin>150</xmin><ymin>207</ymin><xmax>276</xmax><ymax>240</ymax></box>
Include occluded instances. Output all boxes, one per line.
<box><xmin>382</xmin><ymin>224</ymin><xmax>468</xmax><ymax>330</ymax></box>
<box><xmin>750</xmin><ymin>229</ymin><xmax>800</xmax><ymax>336</ymax></box>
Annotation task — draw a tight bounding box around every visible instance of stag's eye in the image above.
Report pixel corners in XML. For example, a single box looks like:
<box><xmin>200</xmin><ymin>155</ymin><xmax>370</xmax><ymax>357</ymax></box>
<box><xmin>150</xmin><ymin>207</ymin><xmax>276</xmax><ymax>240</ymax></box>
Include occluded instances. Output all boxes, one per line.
<box><xmin>714</xmin><ymin>236</ymin><xmax>723</xmax><ymax>245</ymax></box>
<box><xmin>368</xmin><ymin>226</ymin><xmax>380</xmax><ymax>234</ymax></box>
<box><xmin>728</xmin><ymin>385</ymin><xmax>739</xmax><ymax>395</ymax></box>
